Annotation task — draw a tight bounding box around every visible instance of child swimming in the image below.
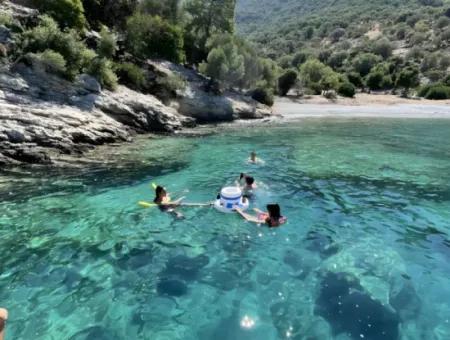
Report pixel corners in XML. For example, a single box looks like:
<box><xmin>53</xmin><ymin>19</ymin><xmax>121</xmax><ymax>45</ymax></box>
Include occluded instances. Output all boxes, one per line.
<box><xmin>153</xmin><ymin>185</ymin><xmax>184</xmax><ymax>219</ymax></box>
<box><xmin>236</xmin><ymin>204</ymin><xmax>287</xmax><ymax>228</ymax></box>
<box><xmin>248</xmin><ymin>151</ymin><xmax>264</xmax><ymax>164</ymax></box>
<box><xmin>237</xmin><ymin>173</ymin><xmax>257</xmax><ymax>198</ymax></box>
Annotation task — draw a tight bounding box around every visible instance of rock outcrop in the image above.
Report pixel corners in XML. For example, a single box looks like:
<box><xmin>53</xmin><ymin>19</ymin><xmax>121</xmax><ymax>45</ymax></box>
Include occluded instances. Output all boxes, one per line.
<box><xmin>147</xmin><ymin>61</ymin><xmax>272</xmax><ymax>122</ymax></box>
<box><xmin>0</xmin><ymin>65</ymin><xmax>194</xmax><ymax>165</ymax></box>
<box><xmin>0</xmin><ymin>1</ymin><xmax>272</xmax><ymax>166</ymax></box>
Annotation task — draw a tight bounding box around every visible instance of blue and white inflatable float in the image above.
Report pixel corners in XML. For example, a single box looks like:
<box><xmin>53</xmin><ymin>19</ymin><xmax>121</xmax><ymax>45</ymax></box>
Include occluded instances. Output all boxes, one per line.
<box><xmin>214</xmin><ymin>187</ymin><xmax>249</xmax><ymax>213</ymax></box>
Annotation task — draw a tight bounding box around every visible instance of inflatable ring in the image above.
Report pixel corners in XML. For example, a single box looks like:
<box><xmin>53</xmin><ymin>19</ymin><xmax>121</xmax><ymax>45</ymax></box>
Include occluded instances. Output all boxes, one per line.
<box><xmin>214</xmin><ymin>198</ymin><xmax>249</xmax><ymax>213</ymax></box>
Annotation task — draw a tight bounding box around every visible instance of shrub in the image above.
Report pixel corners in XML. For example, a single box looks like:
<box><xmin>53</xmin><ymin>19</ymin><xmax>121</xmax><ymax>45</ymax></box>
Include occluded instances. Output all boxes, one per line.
<box><xmin>157</xmin><ymin>73</ymin><xmax>186</xmax><ymax>94</ymax></box>
<box><xmin>347</xmin><ymin>72</ymin><xmax>363</xmax><ymax>88</ymax></box>
<box><xmin>33</xmin><ymin>0</ymin><xmax>86</xmax><ymax>29</ymax></box>
<box><xmin>422</xmin><ymin>85</ymin><xmax>450</xmax><ymax>99</ymax></box>
<box><xmin>278</xmin><ymin>69</ymin><xmax>297</xmax><ymax>96</ymax></box>
<box><xmin>98</xmin><ymin>26</ymin><xmax>117</xmax><ymax>59</ymax></box>
<box><xmin>366</xmin><ymin>71</ymin><xmax>384</xmax><ymax>90</ymax></box>
<box><xmin>436</xmin><ymin>16</ymin><xmax>450</xmax><ymax>29</ymax></box>
<box><xmin>0</xmin><ymin>13</ymin><xmax>13</xmax><ymax>27</ymax></box>
<box><xmin>292</xmin><ymin>51</ymin><xmax>311</xmax><ymax>68</ymax></box>
<box><xmin>396</xmin><ymin>66</ymin><xmax>420</xmax><ymax>96</ymax></box>
<box><xmin>425</xmin><ymin>70</ymin><xmax>445</xmax><ymax>82</ymax></box>
<box><xmin>125</xmin><ymin>13</ymin><xmax>184</xmax><ymax>63</ymax></box>
<box><xmin>300</xmin><ymin>59</ymin><xmax>339</xmax><ymax>94</ymax></box>
<box><xmin>323</xmin><ymin>90</ymin><xmax>337</xmax><ymax>100</ymax></box>
<box><xmin>278</xmin><ymin>55</ymin><xmax>294</xmax><ymax>69</ymax></box>
<box><xmin>338</xmin><ymin>82</ymin><xmax>355</xmax><ymax>97</ymax></box>
<box><xmin>114</xmin><ymin>62</ymin><xmax>147</xmax><ymax>91</ymax></box>
<box><xmin>353</xmin><ymin>53</ymin><xmax>382</xmax><ymax>76</ymax></box>
<box><xmin>327</xmin><ymin>51</ymin><xmax>348</xmax><ymax>69</ymax></box>
<box><xmin>444</xmin><ymin>74</ymin><xmax>450</xmax><ymax>86</ymax></box>
<box><xmin>86</xmin><ymin>57</ymin><xmax>118</xmax><ymax>90</ymax></box>
<box><xmin>329</xmin><ymin>27</ymin><xmax>346</xmax><ymax>43</ymax></box>
<box><xmin>372</xmin><ymin>38</ymin><xmax>393</xmax><ymax>59</ymax></box>
<box><xmin>26</xmin><ymin>49</ymin><xmax>67</xmax><ymax>75</ymax></box>
<box><xmin>21</xmin><ymin>15</ymin><xmax>90</xmax><ymax>79</ymax></box>
<box><xmin>251</xmin><ymin>87</ymin><xmax>274</xmax><ymax>106</ymax></box>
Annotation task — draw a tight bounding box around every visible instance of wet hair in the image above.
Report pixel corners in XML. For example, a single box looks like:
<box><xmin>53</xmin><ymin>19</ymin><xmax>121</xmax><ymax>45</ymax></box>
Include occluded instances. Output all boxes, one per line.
<box><xmin>0</xmin><ymin>317</ymin><xmax>4</xmax><ymax>332</ymax></box>
<box><xmin>245</xmin><ymin>176</ymin><xmax>255</xmax><ymax>185</ymax></box>
<box><xmin>267</xmin><ymin>204</ymin><xmax>281</xmax><ymax>220</ymax></box>
<box><xmin>154</xmin><ymin>186</ymin><xmax>166</xmax><ymax>203</ymax></box>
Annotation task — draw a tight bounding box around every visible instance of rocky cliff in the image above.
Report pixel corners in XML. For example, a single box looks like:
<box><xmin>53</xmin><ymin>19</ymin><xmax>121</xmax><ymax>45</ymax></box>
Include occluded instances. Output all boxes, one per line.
<box><xmin>0</xmin><ymin>5</ymin><xmax>272</xmax><ymax>166</ymax></box>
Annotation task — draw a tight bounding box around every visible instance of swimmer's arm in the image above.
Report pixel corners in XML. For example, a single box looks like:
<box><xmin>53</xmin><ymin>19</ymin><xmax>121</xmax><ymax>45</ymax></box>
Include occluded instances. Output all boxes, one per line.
<box><xmin>235</xmin><ymin>208</ymin><xmax>262</xmax><ymax>224</ymax></box>
<box><xmin>253</xmin><ymin>208</ymin><xmax>264</xmax><ymax>214</ymax></box>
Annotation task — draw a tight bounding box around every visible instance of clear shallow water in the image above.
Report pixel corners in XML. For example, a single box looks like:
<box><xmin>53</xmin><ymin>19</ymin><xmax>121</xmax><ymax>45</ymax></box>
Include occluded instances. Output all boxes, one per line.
<box><xmin>1</xmin><ymin>119</ymin><xmax>450</xmax><ymax>340</ymax></box>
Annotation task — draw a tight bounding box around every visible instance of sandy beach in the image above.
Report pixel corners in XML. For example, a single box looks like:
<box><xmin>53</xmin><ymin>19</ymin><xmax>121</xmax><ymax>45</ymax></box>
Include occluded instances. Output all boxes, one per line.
<box><xmin>274</xmin><ymin>94</ymin><xmax>450</xmax><ymax>119</ymax></box>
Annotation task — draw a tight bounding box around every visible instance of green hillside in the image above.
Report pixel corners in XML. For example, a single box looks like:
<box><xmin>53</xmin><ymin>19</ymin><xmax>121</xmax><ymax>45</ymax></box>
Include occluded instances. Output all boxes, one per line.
<box><xmin>236</xmin><ymin>0</ymin><xmax>450</xmax><ymax>98</ymax></box>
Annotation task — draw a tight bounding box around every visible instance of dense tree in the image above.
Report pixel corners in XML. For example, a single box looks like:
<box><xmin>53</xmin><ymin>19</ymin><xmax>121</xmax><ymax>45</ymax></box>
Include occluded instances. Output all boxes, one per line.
<box><xmin>338</xmin><ymin>82</ymin><xmax>355</xmax><ymax>97</ymax></box>
<box><xmin>300</xmin><ymin>59</ymin><xmax>340</xmax><ymax>94</ymax></box>
<box><xmin>184</xmin><ymin>0</ymin><xmax>236</xmax><ymax>63</ymax></box>
<box><xmin>352</xmin><ymin>53</ymin><xmax>382</xmax><ymax>77</ymax></box>
<box><xmin>372</xmin><ymin>38</ymin><xmax>393</xmax><ymax>60</ymax></box>
<box><xmin>125</xmin><ymin>13</ymin><xmax>185</xmax><ymax>63</ymax></box>
<box><xmin>396</xmin><ymin>66</ymin><xmax>420</xmax><ymax>96</ymax></box>
<box><xmin>139</xmin><ymin>0</ymin><xmax>180</xmax><ymax>23</ymax></box>
<box><xmin>329</xmin><ymin>28</ymin><xmax>346</xmax><ymax>43</ymax></box>
<box><xmin>82</xmin><ymin>0</ymin><xmax>138</xmax><ymax>29</ymax></box>
<box><xmin>278</xmin><ymin>69</ymin><xmax>297</xmax><ymax>96</ymax></box>
<box><xmin>33</xmin><ymin>0</ymin><xmax>86</xmax><ymax>29</ymax></box>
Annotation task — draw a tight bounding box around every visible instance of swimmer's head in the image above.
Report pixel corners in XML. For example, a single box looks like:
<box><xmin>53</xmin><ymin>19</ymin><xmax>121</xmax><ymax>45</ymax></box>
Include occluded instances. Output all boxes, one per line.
<box><xmin>155</xmin><ymin>185</ymin><xmax>166</xmax><ymax>198</ymax></box>
<box><xmin>245</xmin><ymin>176</ymin><xmax>255</xmax><ymax>186</ymax></box>
<box><xmin>267</xmin><ymin>204</ymin><xmax>281</xmax><ymax>219</ymax></box>
<box><xmin>250</xmin><ymin>151</ymin><xmax>256</xmax><ymax>161</ymax></box>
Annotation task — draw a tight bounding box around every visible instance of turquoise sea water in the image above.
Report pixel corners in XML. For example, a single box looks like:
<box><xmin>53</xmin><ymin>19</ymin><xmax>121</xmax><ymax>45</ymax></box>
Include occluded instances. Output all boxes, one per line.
<box><xmin>1</xmin><ymin>119</ymin><xmax>450</xmax><ymax>340</ymax></box>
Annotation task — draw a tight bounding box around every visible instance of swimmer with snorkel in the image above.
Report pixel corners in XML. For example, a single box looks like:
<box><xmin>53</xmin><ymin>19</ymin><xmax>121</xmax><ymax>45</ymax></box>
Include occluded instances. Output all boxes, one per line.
<box><xmin>235</xmin><ymin>204</ymin><xmax>287</xmax><ymax>228</ymax></box>
<box><xmin>154</xmin><ymin>185</ymin><xmax>184</xmax><ymax>219</ymax></box>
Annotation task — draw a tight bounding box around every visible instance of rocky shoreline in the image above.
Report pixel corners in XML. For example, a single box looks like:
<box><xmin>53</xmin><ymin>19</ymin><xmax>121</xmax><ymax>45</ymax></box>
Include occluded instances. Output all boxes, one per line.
<box><xmin>0</xmin><ymin>62</ymin><xmax>271</xmax><ymax>166</ymax></box>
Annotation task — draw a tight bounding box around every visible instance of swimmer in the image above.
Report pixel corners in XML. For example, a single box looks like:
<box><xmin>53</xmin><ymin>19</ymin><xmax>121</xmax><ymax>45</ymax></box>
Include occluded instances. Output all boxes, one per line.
<box><xmin>154</xmin><ymin>185</ymin><xmax>184</xmax><ymax>219</ymax></box>
<box><xmin>248</xmin><ymin>151</ymin><xmax>264</xmax><ymax>164</ymax></box>
<box><xmin>237</xmin><ymin>173</ymin><xmax>257</xmax><ymax>197</ymax></box>
<box><xmin>235</xmin><ymin>204</ymin><xmax>287</xmax><ymax>228</ymax></box>
<box><xmin>0</xmin><ymin>308</ymin><xmax>7</xmax><ymax>340</ymax></box>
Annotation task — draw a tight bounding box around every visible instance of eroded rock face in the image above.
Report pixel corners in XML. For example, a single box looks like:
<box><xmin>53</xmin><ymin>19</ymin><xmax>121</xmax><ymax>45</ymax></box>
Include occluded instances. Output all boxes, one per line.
<box><xmin>147</xmin><ymin>61</ymin><xmax>273</xmax><ymax>122</ymax></box>
<box><xmin>0</xmin><ymin>65</ymin><xmax>193</xmax><ymax>165</ymax></box>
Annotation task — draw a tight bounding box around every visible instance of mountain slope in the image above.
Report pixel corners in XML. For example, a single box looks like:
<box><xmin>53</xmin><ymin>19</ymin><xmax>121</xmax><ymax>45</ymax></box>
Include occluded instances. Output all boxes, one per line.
<box><xmin>236</xmin><ymin>0</ymin><xmax>450</xmax><ymax>58</ymax></box>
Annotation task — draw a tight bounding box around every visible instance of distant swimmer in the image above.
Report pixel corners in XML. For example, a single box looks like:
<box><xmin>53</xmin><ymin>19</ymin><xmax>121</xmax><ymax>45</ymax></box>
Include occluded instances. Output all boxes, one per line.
<box><xmin>154</xmin><ymin>185</ymin><xmax>184</xmax><ymax>219</ymax></box>
<box><xmin>237</xmin><ymin>173</ymin><xmax>257</xmax><ymax>197</ymax></box>
<box><xmin>248</xmin><ymin>151</ymin><xmax>264</xmax><ymax>164</ymax></box>
<box><xmin>236</xmin><ymin>204</ymin><xmax>287</xmax><ymax>228</ymax></box>
<box><xmin>0</xmin><ymin>308</ymin><xmax>7</xmax><ymax>340</ymax></box>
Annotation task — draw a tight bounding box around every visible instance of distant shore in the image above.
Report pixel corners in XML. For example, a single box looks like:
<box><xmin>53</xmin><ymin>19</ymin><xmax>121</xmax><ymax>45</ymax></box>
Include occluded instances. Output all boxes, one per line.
<box><xmin>274</xmin><ymin>94</ymin><xmax>450</xmax><ymax>119</ymax></box>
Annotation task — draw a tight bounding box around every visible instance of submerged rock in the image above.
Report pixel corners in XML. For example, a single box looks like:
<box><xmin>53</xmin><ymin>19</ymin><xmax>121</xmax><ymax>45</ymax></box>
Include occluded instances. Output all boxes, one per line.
<box><xmin>156</xmin><ymin>278</ymin><xmax>188</xmax><ymax>297</ymax></box>
<box><xmin>315</xmin><ymin>272</ymin><xmax>400</xmax><ymax>340</ymax></box>
<box><xmin>389</xmin><ymin>278</ymin><xmax>421</xmax><ymax>321</ymax></box>
<box><xmin>305</xmin><ymin>230</ymin><xmax>340</xmax><ymax>258</ymax></box>
<box><xmin>162</xmin><ymin>254</ymin><xmax>209</xmax><ymax>281</ymax></box>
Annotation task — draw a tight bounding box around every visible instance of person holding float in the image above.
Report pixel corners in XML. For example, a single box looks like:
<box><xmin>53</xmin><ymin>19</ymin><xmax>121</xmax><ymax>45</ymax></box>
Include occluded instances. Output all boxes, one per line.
<box><xmin>235</xmin><ymin>204</ymin><xmax>287</xmax><ymax>228</ymax></box>
<box><xmin>153</xmin><ymin>185</ymin><xmax>185</xmax><ymax>219</ymax></box>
